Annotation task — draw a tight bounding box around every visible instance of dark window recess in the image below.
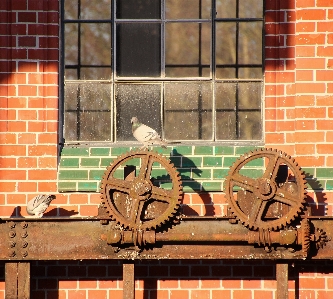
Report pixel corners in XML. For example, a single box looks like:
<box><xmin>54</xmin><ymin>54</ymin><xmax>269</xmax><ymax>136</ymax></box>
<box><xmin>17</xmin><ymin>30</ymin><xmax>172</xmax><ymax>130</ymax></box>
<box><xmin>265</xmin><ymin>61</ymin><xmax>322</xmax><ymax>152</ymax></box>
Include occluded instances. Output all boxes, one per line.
<box><xmin>63</xmin><ymin>0</ymin><xmax>264</xmax><ymax>142</ymax></box>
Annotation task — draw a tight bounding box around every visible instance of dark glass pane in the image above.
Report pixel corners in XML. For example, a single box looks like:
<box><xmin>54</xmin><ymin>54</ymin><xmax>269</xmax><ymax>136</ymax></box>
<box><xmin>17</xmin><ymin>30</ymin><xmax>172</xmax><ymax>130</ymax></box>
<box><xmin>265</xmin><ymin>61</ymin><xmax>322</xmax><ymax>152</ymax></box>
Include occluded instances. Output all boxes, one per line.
<box><xmin>238</xmin><ymin>22</ymin><xmax>262</xmax><ymax>65</ymax></box>
<box><xmin>239</xmin><ymin>0</ymin><xmax>263</xmax><ymax>18</ymax></box>
<box><xmin>65</xmin><ymin>69</ymin><xmax>77</xmax><ymax>80</ymax></box>
<box><xmin>238</xmin><ymin>111</ymin><xmax>261</xmax><ymax>140</ymax></box>
<box><xmin>216</xmin><ymin>67</ymin><xmax>236</xmax><ymax>79</ymax></box>
<box><xmin>80</xmin><ymin>0</ymin><xmax>111</xmax><ymax>19</ymax></box>
<box><xmin>216</xmin><ymin>0</ymin><xmax>236</xmax><ymax>18</ymax></box>
<box><xmin>116</xmin><ymin>23</ymin><xmax>160</xmax><ymax>77</ymax></box>
<box><xmin>64</xmin><ymin>83</ymin><xmax>112</xmax><ymax>141</ymax></box>
<box><xmin>216</xmin><ymin>111</ymin><xmax>236</xmax><ymax>140</ymax></box>
<box><xmin>215</xmin><ymin>83</ymin><xmax>236</xmax><ymax>110</ymax></box>
<box><xmin>166</xmin><ymin>0</ymin><xmax>211</xmax><ymax>19</ymax></box>
<box><xmin>238</xmin><ymin>82</ymin><xmax>261</xmax><ymax>110</ymax></box>
<box><xmin>238</xmin><ymin>67</ymin><xmax>262</xmax><ymax>79</ymax></box>
<box><xmin>80</xmin><ymin>68</ymin><xmax>111</xmax><ymax>80</ymax></box>
<box><xmin>164</xmin><ymin>82</ymin><xmax>212</xmax><ymax>140</ymax></box>
<box><xmin>216</xmin><ymin>22</ymin><xmax>236</xmax><ymax>65</ymax></box>
<box><xmin>81</xmin><ymin>23</ymin><xmax>111</xmax><ymax>65</ymax></box>
<box><xmin>64</xmin><ymin>23</ymin><xmax>78</xmax><ymax>65</ymax></box>
<box><xmin>166</xmin><ymin>22</ymin><xmax>210</xmax><ymax>77</ymax></box>
<box><xmin>64</xmin><ymin>0</ymin><xmax>78</xmax><ymax>19</ymax></box>
<box><xmin>115</xmin><ymin>84</ymin><xmax>161</xmax><ymax>141</ymax></box>
<box><xmin>116</xmin><ymin>0</ymin><xmax>160</xmax><ymax>19</ymax></box>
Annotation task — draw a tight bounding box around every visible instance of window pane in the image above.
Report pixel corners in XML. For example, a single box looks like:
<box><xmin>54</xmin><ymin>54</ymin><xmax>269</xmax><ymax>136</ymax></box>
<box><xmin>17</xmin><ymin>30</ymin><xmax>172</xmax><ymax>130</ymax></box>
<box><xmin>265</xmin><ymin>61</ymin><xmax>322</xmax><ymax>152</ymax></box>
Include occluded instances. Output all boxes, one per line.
<box><xmin>80</xmin><ymin>68</ymin><xmax>112</xmax><ymax>80</ymax></box>
<box><xmin>216</xmin><ymin>111</ymin><xmax>236</xmax><ymax>140</ymax></box>
<box><xmin>239</xmin><ymin>0</ymin><xmax>263</xmax><ymax>18</ymax></box>
<box><xmin>238</xmin><ymin>111</ymin><xmax>261</xmax><ymax>140</ymax></box>
<box><xmin>164</xmin><ymin>82</ymin><xmax>212</xmax><ymax>140</ymax></box>
<box><xmin>166</xmin><ymin>0</ymin><xmax>211</xmax><ymax>19</ymax></box>
<box><xmin>166</xmin><ymin>22</ymin><xmax>210</xmax><ymax>77</ymax></box>
<box><xmin>115</xmin><ymin>84</ymin><xmax>161</xmax><ymax>141</ymax></box>
<box><xmin>216</xmin><ymin>22</ymin><xmax>236</xmax><ymax>65</ymax></box>
<box><xmin>215</xmin><ymin>82</ymin><xmax>236</xmax><ymax>110</ymax></box>
<box><xmin>116</xmin><ymin>23</ymin><xmax>161</xmax><ymax>77</ymax></box>
<box><xmin>64</xmin><ymin>23</ymin><xmax>78</xmax><ymax>65</ymax></box>
<box><xmin>116</xmin><ymin>0</ymin><xmax>160</xmax><ymax>19</ymax></box>
<box><xmin>216</xmin><ymin>0</ymin><xmax>236</xmax><ymax>18</ymax></box>
<box><xmin>216</xmin><ymin>67</ymin><xmax>236</xmax><ymax>79</ymax></box>
<box><xmin>64</xmin><ymin>0</ymin><xmax>78</xmax><ymax>19</ymax></box>
<box><xmin>238</xmin><ymin>67</ymin><xmax>262</xmax><ymax>79</ymax></box>
<box><xmin>238</xmin><ymin>82</ymin><xmax>261</xmax><ymax>110</ymax></box>
<box><xmin>64</xmin><ymin>83</ymin><xmax>112</xmax><ymax>141</ymax></box>
<box><xmin>81</xmin><ymin>23</ymin><xmax>111</xmax><ymax>66</ymax></box>
<box><xmin>80</xmin><ymin>0</ymin><xmax>111</xmax><ymax>19</ymax></box>
<box><xmin>238</xmin><ymin>22</ymin><xmax>262</xmax><ymax>65</ymax></box>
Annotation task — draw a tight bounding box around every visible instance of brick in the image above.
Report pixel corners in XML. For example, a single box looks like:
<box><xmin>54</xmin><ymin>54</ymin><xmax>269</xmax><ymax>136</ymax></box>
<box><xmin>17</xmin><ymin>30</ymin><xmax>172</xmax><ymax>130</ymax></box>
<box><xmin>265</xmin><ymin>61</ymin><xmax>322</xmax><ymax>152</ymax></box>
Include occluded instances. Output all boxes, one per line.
<box><xmin>317</xmin><ymin>70</ymin><xmax>333</xmax><ymax>81</ymax></box>
<box><xmin>0</xmin><ymin>182</ymin><xmax>16</xmax><ymax>192</ymax></box>
<box><xmin>38</xmin><ymin>157</ymin><xmax>57</xmax><ymax>168</ymax></box>
<box><xmin>0</xmin><ymin>133</ymin><xmax>16</xmax><ymax>144</ymax></box>
<box><xmin>317</xmin><ymin>22</ymin><xmax>333</xmax><ymax>32</ymax></box>
<box><xmin>0</xmin><ymin>206</ymin><xmax>19</xmax><ymax>217</ymax></box>
<box><xmin>296</xmin><ymin>70</ymin><xmax>313</xmax><ymax>81</ymax></box>
<box><xmin>295</xmin><ymin>155</ymin><xmax>325</xmax><ymax>167</ymax></box>
<box><xmin>294</xmin><ymin>132</ymin><xmax>325</xmax><ymax>143</ymax></box>
<box><xmin>295</xmin><ymin>107</ymin><xmax>326</xmax><ymax>118</ymax></box>
<box><xmin>295</xmin><ymin>119</ymin><xmax>315</xmax><ymax>130</ymax></box>
<box><xmin>317</xmin><ymin>0</ymin><xmax>333</xmax><ymax>6</ymax></box>
<box><xmin>17</xmin><ymin>133</ymin><xmax>36</xmax><ymax>144</ymax></box>
<box><xmin>296</xmin><ymin>9</ymin><xmax>326</xmax><ymax>21</ymax></box>
<box><xmin>38</xmin><ymin>133</ymin><xmax>58</xmax><ymax>144</ymax></box>
<box><xmin>212</xmin><ymin>290</ymin><xmax>231</xmax><ymax>299</ymax></box>
<box><xmin>0</xmin><ymin>157</ymin><xmax>16</xmax><ymax>168</ymax></box>
<box><xmin>170</xmin><ymin>290</ymin><xmax>188</xmax><ymax>299</ymax></box>
<box><xmin>80</xmin><ymin>205</ymin><xmax>98</xmax><ymax>216</ymax></box>
<box><xmin>18</xmin><ymin>182</ymin><xmax>37</xmax><ymax>192</ymax></box>
<box><xmin>296</xmin><ymin>57</ymin><xmax>326</xmax><ymax>69</ymax></box>
<box><xmin>0</xmin><ymin>145</ymin><xmax>26</xmax><ymax>156</ymax></box>
<box><xmin>7</xmin><ymin>194</ymin><xmax>26</xmax><ymax>205</ymax></box>
<box><xmin>18</xmin><ymin>157</ymin><xmax>37</xmax><ymax>168</ymax></box>
<box><xmin>28</xmin><ymin>145</ymin><xmax>57</xmax><ymax>156</ymax></box>
<box><xmin>38</xmin><ymin>181</ymin><xmax>57</xmax><ymax>192</ymax></box>
<box><xmin>28</xmin><ymin>169</ymin><xmax>57</xmax><ymax>180</ymax></box>
<box><xmin>296</xmin><ymin>33</ymin><xmax>326</xmax><ymax>45</ymax></box>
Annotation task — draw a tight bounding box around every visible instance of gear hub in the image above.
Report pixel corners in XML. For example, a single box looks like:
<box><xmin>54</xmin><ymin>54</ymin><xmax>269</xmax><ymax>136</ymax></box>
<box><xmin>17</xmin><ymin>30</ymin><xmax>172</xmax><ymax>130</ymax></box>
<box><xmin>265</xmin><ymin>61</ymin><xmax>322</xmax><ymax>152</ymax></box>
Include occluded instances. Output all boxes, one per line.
<box><xmin>100</xmin><ymin>149</ymin><xmax>183</xmax><ymax>230</ymax></box>
<box><xmin>225</xmin><ymin>148</ymin><xmax>307</xmax><ymax>231</ymax></box>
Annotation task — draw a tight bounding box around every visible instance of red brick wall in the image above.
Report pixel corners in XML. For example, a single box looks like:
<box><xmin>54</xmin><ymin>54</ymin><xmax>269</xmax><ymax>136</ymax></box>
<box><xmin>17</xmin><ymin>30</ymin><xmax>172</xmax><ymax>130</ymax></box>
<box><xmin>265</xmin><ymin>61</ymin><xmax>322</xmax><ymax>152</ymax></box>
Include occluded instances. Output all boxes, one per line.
<box><xmin>1</xmin><ymin>0</ymin><xmax>333</xmax><ymax>298</ymax></box>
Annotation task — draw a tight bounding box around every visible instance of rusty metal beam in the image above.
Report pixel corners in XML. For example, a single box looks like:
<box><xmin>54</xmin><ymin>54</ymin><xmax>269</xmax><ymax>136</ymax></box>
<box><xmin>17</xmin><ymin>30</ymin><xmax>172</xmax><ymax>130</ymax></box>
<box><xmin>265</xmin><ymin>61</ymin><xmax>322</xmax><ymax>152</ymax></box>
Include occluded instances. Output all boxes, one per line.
<box><xmin>276</xmin><ymin>263</ymin><xmax>288</xmax><ymax>299</ymax></box>
<box><xmin>5</xmin><ymin>262</ymin><xmax>30</xmax><ymax>299</ymax></box>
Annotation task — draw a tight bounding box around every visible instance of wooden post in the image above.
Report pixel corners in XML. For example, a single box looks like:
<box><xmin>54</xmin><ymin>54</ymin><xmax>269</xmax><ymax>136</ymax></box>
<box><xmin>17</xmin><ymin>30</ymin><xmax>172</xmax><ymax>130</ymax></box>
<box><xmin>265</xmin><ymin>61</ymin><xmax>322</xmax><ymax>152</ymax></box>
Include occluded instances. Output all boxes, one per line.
<box><xmin>5</xmin><ymin>262</ymin><xmax>30</xmax><ymax>299</ymax></box>
<box><xmin>276</xmin><ymin>263</ymin><xmax>288</xmax><ymax>299</ymax></box>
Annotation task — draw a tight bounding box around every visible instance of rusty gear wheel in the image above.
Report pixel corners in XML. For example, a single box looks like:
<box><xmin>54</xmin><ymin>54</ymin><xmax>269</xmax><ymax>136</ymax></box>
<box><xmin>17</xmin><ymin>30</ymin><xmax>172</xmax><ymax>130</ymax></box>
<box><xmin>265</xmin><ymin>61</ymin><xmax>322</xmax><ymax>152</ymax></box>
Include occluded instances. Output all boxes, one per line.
<box><xmin>100</xmin><ymin>149</ymin><xmax>183</xmax><ymax>230</ymax></box>
<box><xmin>225</xmin><ymin>148</ymin><xmax>307</xmax><ymax>231</ymax></box>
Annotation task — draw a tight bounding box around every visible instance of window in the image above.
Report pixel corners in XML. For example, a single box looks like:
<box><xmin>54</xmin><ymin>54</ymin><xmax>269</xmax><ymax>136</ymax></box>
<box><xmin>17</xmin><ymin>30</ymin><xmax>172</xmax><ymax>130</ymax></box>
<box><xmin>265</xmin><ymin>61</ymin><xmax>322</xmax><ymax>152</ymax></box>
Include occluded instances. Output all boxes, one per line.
<box><xmin>62</xmin><ymin>0</ymin><xmax>263</xmax><ymax>143</ymax></box>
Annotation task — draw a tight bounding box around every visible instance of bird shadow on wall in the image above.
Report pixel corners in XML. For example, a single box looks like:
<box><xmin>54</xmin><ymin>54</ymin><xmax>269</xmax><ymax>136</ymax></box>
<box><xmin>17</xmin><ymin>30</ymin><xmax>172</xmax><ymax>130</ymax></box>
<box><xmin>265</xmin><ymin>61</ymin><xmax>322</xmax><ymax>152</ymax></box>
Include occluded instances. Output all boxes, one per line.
<box><xmin>304</xmin><ymin>173</ymin><xmax>327</xmax><ymax>216</ymax></box>
<box><xmin>168</xmin><ymin>149</ymin><xmax>216</xmax><ymax>217</ymax></box>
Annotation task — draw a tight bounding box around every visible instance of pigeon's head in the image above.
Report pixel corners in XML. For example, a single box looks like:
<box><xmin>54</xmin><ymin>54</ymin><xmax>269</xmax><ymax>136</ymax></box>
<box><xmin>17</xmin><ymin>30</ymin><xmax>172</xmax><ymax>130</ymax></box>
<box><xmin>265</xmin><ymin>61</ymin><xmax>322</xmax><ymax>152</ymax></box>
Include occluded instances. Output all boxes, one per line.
<box><xmin>131</xmin><ymin>117</ymin><xmax>138</xmax><ymax>124</ymax></box>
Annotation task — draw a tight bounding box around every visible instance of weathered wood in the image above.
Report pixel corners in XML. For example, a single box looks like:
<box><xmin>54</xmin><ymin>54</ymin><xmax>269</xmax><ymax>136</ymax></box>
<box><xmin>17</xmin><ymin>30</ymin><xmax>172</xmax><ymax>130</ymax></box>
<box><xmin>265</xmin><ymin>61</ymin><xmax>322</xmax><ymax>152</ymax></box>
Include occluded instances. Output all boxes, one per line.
<box><xmin>123</xmin><ymin>262</ymin><xmax>135</xmax><ymax>299</ymax></box>
<box><xmin>276</xmin><ymin>263</ymin><xmax>288</xmax><ymax>299</ymax></box>
<box><xmin>5</xmin><ymin>262</ymin><xmax>30</xmax><ymax>299</ymax></box>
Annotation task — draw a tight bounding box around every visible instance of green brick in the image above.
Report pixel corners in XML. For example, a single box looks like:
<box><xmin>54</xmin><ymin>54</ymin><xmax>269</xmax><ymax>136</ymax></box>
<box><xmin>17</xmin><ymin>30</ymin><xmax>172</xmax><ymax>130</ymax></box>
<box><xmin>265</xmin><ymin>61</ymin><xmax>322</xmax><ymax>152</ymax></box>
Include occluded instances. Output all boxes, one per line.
<box><xmin>58</xmin><ymin>170</ymin><xmax>88</xmax><ymax>180</ymax></box>
<box><xmin>239</xmin><ymin>168</ymin><xmax>264</xmax><ymax>179</ymax></box>
<box><xmin>325</xmin><ymin>180</ymin><xmax>333</xmax><ymax>190</ymax></box>
<box><xmin>113</xmin><ymin>168</ymin><xmax>124</xmax><ymax>179</ymax></box>
<box><xmin>81</xmin><ymin>158</ymin><xmax>101</xmax><ymax>167</ymax></box>
<box><xmin>213</xmin><ymin>169</ymin><xmax>229</xmax><ymax>179</ymax></box>
<box><xmin>192</xmin><ymin>169</ymin><xmax>211</xmax><ymax>179</ymax></box>
<box><xmin>90</xmin><ymin>148</ymin><xmax>111</xmax><ymax>156</ymax></box>
<box><xmin>194</xmin><ymin>146</ymin><xmax>213</xmax><ymax>155</ymax></box>
<box><xmin>178</xmin><ymin>168</ymin><xmax>192</xmax><ymax>180</ymax></box>
<box><xmin>182</xmin><ymin>157</ymin><xmax>202</xmax><ymax>168</ymax></box>
<box><xmin>214</xmin><ymin>146</ymin><xmax>234</xmax><ymax>156</ymax></box>
<box><xmin>203</xmin><ymin>157</ymin><xmax>222</xmax><ymax>167</ymax></box>
<box><xmin>182</xmin><ymin>181</ymin><xmax>202</xmax><ymax>192</ymax></box>
<box><xmin>169</xmin><ymin>156</ymin><xmax>181</xmax><ymax>168</ymax></box>
<box><xmin>59</xmin><ymin>158</ymin><xmax>80</xmax><ymax>168</ymax></box>
<box><xmin>89</xmin><ymin>170</ymin><xmax>105</xmax><ymax>181</ymax></box>
<box><xmin>78</xmin><ymin>181</ymin><xmax>98</xmax><ymax>192</ymax></box>
<box><xmin>202</xmin><ymin>181</ymin><xmax>223</xmax><ymax>191</ymax></box>
<box><xmin>101</xmin><ymin>158</ymin><xmax>114</xmax><ymax>167</ymax></box>
<box><xmin>60</xmin><ymin>147</ymin><xmax>89</xmax><ymax>156</ymax></box>
<box><xmin>235</xmin><ymin>146</ymin><xmax>261</xmax><ymax>155</ymax></box>
<box><xmin>223</xmin><ymin>157</ymin><xmax>238</xmax><ymax>168</ymax></box>
<box><xmin>126</xmin><ymin>157</ymin><xmax>141</xmax><ymax>167</ymax></box>
<box><xmin>171</xmin><ymin>146</ymin><xmax>192</xmax><ymax>156</ymax></box>
<box><xmin>316</xmin><ymin>168</ymin><xmax>333</xmax><ymax>178</ymax></box>
<box><xmin>111</xmin><ymin>147</ymin><xmax>131</xmax><ymax>156</ymax></box>
<box><xmin>151</xmin><ymin>169</ymin><xmax>170</xmax><ymax>179</ymax></box>
<box><xmin>303</xmin><ymin>168</ymin><xmax>315</xmax><ymax>178</ymax></box>
<box><xmin>58</xmin><ymin>181</ymin><xmax>77</xmax><ymax>192</ymax></box>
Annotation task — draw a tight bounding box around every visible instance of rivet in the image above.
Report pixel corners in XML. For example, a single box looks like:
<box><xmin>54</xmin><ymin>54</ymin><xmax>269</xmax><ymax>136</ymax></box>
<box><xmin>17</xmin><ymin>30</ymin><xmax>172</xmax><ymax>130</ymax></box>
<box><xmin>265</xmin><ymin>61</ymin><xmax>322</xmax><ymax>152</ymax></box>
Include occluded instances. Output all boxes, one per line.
<box><xmin>9</xmin><ymin>250</ymin><xmax>16</xmax><ymax>257</ymax></box>
<box><xmin>21</xmin><ymin>251</ymin><xmax>28</xmax><ymax>258</ymax></box>
<box><xmin>21</xmin><ymin>222</ymin><xmax>28</xmax><ymax>229</ymax></box>
<box><xmin>21</xmin><ymin>231</ymin><xmax>28</xmax><ymax>238</ymax></box>
<box><xmin>9</xmin><ymin>231</ymin><xmax>16</xmax><ymax>238</ymax></box>
<box><xmin>22</xmin><ymin>241</ymin><xmax>28</xmax><ymax>248</ymax></box>
<box><xmin>9</xmin><ymin>241</ymin><xmax>16</xmax><ymax>248</ymax></box>
<box><xmin>8</xmin><ymin>222</ymin><xmax>15</xmax><ymax>229</ymax></box>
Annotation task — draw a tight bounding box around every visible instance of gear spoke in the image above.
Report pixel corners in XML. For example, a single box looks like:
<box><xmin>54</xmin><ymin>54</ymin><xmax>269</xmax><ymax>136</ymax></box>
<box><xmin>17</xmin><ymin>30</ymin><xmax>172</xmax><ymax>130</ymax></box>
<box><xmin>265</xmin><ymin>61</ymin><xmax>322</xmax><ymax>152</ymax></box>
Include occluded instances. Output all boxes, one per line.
<box><xmin>230</xmin><ymin>173</ymin><xmax>256</xmax><ymax>193</ymax></box>
<box><xmin>138</xmin><ymin>153</ymin><xmax>155</xmax><ymax>180</ymax></box>
<box><xmin>105</xmin><ymin>178</ymin><xmax>131</xmax><ymax>194</ymax></box>
<box><xmin>151</xmin><ymin>186</ymin><xmax>173</xmax><ymax>203</ymax></box>
<box><xmin>248</xmin><ymin>199</ymin><xmax>267</xmax><ymax>228</ymax></box>
<box><xmin>263</xmin><ymin>153</ymin><xmax>280</xmax><ymax>180</ymax></box>
<box><xmin>274</xmin><ymin>188</ymin><xmax>300</xmax><ymax>207</ymax></box>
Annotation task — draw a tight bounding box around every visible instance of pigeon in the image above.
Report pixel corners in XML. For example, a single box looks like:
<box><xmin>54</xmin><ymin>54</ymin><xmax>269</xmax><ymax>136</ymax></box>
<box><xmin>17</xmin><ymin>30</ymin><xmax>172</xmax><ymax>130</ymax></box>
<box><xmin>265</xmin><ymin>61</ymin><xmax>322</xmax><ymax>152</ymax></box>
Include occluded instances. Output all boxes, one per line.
<box><xmin>26</xmin><ymin>194</ymin><xmax>56</xmax><ymax>218</ymax></box>
<box><xmin>131</xmin><ymin>116</ymin><xmax>168</xmax><ymax>149</ymax></box>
